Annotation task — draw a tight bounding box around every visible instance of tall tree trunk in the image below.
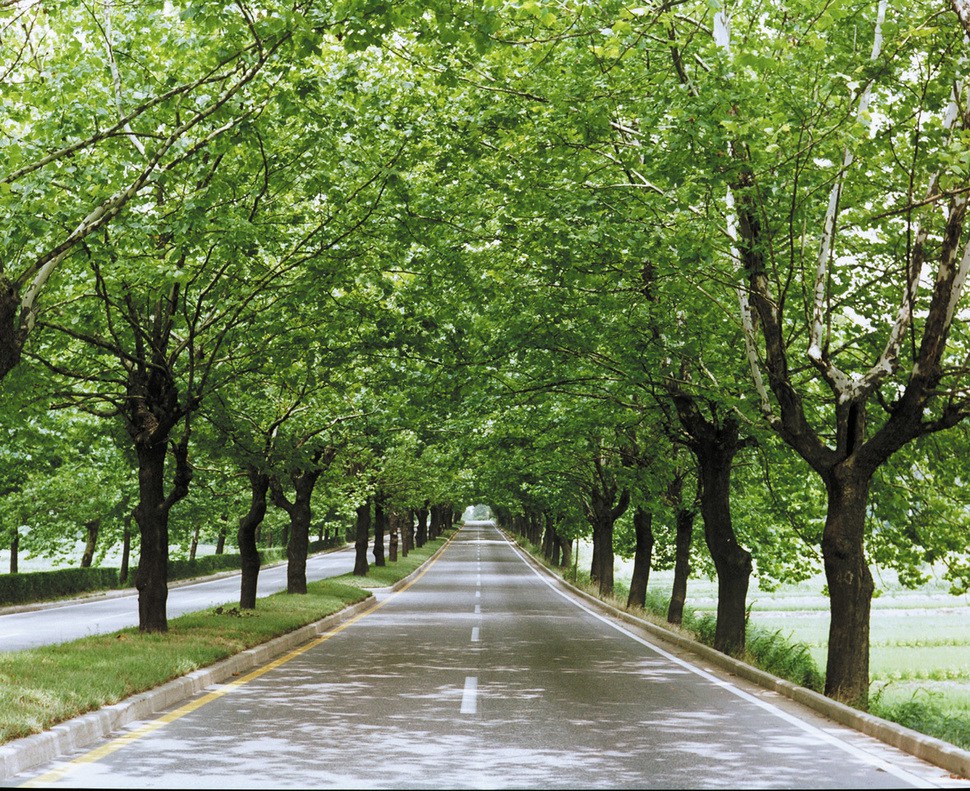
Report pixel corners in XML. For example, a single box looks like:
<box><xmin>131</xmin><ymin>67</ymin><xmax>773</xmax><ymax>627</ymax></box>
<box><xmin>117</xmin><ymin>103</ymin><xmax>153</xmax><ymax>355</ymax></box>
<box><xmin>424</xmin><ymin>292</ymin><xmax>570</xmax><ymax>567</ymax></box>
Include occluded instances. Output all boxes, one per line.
<box><xmin>402</xmin><ymin>510</ymin><xmax>413</xmax><ymax>557</ymax></box>
<box><xmin>189</xmin><ymin>523</ymin><xmax>200</xmax><ymax>561</ymax></box>
<box><xmin>9</xmin><ymin>529</ymin><xmax>18</xmax><ymax>574</ymax></box>
<box><xmin>697</xmin><ymin>438</ymin><xmax>752</xmax><ymax>656</ymax></box>
<box><xmin>430</xmin><ymin>504</ymin><xmax>448</xmax><ymax>541</ymax></box>
<box><xmin>270</xmin><ymin>468</ymin><xmax>320</xmax><ymax>596</ymax></box>
<box><xmin>550</xmin><ymin>521</ymin><xmax>562</xmax><ymax>567</ymax></box>
<box><xmin>589</xmin><ymin>523</ymin><xmax>600</xmax><ymax>584</ymax></box>
<box><xmin>238</xmin><ymin>467</ymin><xmax>268</xmax><ymax>610</ymax></box>
<box><xmin>215</xmin><ymin>519</ymin><xmax>227</xmax><ymax>555</ymax></box>
<box><xmin>286</xmin><ymin>494</ymin><xmax>311</xmax><ymax>594</ymax></box>
<box><xmin>353</xmin><ymin>499</ymin><xmax>371</xmax><ymax>576</ymax></box>
<box><xmin>373</xmin><ymin>495</ymin><xmax>386</xmax><ymax>566</ymax></box>
<box><xmin>558</xmin><ymin>534</ymin><xmax>572</xmax><ymax>568</ymax></box>
<box><xmin>133</xmin><ymin>441</ymin><xmax>171</xmax><ymax>632</ymax></box>
<box><xmin>822</xmin><ymin>468</ymin><xmax>874</xmax><ymax>706</ymax></box>
<box><xmin>627</xmin><ymin>507</ymin><xmax>654</xmax><ymax>609</ymax></box>
<box><xmin>667</xmin><ymin>506</ymin><xmax>694</xmax><ymax>625</ymax></box>
<box><xmin>119</xmin><ymin>517</ymin><xmax>132</xmax><ymax>586</ymax></box>
<box><xmin>416</xmin><ymin>504</ymin><xmax>429</xmax><ymax>547</ymax></box>
<box><xmin>591</xmin><ymin>515</ymin><xmax>612</xmax><ymax>593</ymax></box>
<box><xmin>541</xmin><ymin>512</ymin><xmax>555</xmax><ymax>560</ymax></box>
<box><xmin>80</xmin><ymin>518</ymin><xmax>100</xmax><ymax>568</ymax></box>
<box><xmin>671</xmin><ymin>393</ymin><xmax>753</xmax><ymax>656</ymax></box>
<box><xmin>388</xmin><ymin>510</ymin><xmax>399</xmax><ymax>562</ymax></box>
<box><xmin>586</xmin><ymin>488</ymin><xmax>629</xmax><ymax>596</ymax></box>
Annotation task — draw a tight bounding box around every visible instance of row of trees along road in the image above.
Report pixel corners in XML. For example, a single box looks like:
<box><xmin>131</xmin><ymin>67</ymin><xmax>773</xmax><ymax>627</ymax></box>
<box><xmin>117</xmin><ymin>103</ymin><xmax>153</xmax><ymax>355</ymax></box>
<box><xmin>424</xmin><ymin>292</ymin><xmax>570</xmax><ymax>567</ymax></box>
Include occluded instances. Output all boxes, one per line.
<box><xmin>2</xmin><ymin>0</ymin><xmax>970</xmax><ymax>710</ymax></box>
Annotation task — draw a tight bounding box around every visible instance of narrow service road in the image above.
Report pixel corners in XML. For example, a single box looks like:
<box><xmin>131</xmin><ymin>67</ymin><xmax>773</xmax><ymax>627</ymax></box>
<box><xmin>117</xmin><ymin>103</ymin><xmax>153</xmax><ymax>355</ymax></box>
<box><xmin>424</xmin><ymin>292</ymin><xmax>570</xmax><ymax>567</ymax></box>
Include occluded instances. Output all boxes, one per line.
<box><xmin>0</xmin><ymin>546</ymin><xmax>357</xmax><ymax>652</ymax></box>
<box><xmin>8</xmin><ymin>523</ymin><xmax>961</xmax><ymax>789</ymax></box>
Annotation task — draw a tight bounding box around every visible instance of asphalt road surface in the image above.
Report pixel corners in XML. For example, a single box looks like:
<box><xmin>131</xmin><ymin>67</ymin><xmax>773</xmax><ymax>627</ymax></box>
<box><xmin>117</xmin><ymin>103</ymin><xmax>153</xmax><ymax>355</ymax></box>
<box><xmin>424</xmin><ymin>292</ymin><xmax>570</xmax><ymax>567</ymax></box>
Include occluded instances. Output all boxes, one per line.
<box><xmin>7</xmin><ymin>523</ymin><xmax>963</xmax><ymax>789</ymax></box>
<box><xmin>0</xmin><ymin>545</ymin><xmax>361</xmax><ymax>652</ymax></box>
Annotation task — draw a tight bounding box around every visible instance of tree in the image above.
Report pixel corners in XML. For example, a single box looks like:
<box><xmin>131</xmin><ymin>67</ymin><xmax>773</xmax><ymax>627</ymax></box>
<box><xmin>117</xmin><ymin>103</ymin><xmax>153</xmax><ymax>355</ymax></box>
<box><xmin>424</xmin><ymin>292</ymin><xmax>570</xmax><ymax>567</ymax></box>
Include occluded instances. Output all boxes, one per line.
<box><xmin>708</xmin><ymin>0</ymin><xmax>970</xmax><ymax>705</ymax></box>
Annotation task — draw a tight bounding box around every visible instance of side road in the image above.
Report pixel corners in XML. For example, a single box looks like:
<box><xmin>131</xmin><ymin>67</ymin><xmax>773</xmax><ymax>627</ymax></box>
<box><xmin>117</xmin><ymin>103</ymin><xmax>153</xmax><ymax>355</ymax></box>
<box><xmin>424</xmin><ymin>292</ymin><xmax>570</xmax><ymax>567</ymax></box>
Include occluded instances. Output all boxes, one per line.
<box><xmin>0</xmin><ymin>543</ymin><xmax>354</xmax><ymax>617</ymax></box>
<box><xmin>0</xmin><ymin>534</ymin><xmax>456</xmax><ymax>781</ymax></box>
<box><xmin>0</xmin><ymin>543</ymin><xmax>372</xmax><ymax>651</ymax></box>
<box><xmin>506</xmin><ymin>535</ymin><xmax>970</xmax><ymax>782</ymax></box>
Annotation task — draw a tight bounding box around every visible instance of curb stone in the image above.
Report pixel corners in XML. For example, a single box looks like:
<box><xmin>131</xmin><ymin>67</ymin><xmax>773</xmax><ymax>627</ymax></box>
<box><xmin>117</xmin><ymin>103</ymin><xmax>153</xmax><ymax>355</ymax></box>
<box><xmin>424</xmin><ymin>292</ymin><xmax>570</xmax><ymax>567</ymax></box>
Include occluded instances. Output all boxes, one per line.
<box><xmin>510</xmin><ymin>536</ymin><xmax>970</xmax><ymax>781</ymax></box>
<box><xmin>0</xmin><ymin>535</ymin><xmax>454</xmax><ymax>782</ymax></box>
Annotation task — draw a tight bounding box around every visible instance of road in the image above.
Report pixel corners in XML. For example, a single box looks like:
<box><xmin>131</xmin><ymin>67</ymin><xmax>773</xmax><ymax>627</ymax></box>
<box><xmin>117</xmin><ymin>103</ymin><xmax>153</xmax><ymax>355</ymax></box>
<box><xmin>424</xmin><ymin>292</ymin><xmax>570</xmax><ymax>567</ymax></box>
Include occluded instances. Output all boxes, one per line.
<box><xmin>0</xmin><ymin>546</ymin><xmax>360</xmax><ymax>652</ymax></box>
<box><xmin>7</xmin><ymin>522</ymin><xmax>962</xmax><ymax>789</ymax></box>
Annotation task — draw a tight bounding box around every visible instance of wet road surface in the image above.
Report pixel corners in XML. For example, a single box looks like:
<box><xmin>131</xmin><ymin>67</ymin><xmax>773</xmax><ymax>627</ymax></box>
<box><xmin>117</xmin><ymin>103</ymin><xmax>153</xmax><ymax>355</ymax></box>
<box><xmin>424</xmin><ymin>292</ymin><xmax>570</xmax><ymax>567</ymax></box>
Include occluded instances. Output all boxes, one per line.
<box><xmin>7</xmin><ymin>523</ymin><xmax>962</xmax><ymax>789</ymax></box>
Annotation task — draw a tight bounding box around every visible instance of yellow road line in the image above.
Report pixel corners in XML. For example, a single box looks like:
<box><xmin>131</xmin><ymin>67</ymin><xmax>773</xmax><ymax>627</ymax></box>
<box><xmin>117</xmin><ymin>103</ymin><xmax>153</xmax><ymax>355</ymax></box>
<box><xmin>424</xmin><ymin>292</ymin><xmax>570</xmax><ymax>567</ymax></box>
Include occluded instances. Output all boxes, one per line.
<box><xmin>22</xmin><ymin>534</ymin><xmax>457</xmax><ymax>788</ymax></box>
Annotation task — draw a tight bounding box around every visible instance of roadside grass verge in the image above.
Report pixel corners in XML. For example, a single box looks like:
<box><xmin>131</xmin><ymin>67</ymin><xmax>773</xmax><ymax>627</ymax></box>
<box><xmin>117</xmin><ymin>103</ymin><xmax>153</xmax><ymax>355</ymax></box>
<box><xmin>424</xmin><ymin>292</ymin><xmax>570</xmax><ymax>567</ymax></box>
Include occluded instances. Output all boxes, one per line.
<box><xmin>0</xmin><ymin>531</ymin><xmax>456</xmax><ymax>746</ymax></box>
<box><xmin>0</xmin><ymin>579</ymin><xmax>369</xmax><ymax>745</ymax></box>
<box><xmin>871</xmin><ymin>688</ymin><xmax>970</xmax><ymax>751</ymax></box>
<box><xmin>336</xmin><ymin>532</ymin><xmax>455</xmax><ymax>590</ymax></box>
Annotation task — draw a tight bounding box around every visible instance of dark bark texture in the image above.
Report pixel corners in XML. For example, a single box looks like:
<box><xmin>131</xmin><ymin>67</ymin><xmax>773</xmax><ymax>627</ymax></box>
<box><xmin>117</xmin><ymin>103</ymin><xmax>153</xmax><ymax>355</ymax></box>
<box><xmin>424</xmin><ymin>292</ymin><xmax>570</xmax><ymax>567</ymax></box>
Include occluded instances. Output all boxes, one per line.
<box><xmin>373</xmin><ymin>496</ymin><xmax>387</xmax><ymax>566</ymax></box>
<box><xmin>80</xmin><ymin>518</ymin><xmax>100</xmax><ymax>568</ymax></box>
<box><xmin>416</xmin><ymin>504</ymin><xmax>429</xmax><ymax>547</ymax></box>
<box><xmin>627</xmin><ymin>507</ymin><xmax>654</xmax><ymax>610</ymax></box>
<box><xmin>821</xmin><ymin>468</ymin><xmax>874</xmax><ymax>705</ymax></box>
<box><xmin>667</xmin><ymin>505</ymin><xmax>694</xmax><ymax>626</ymax></box>
<box><xmin>271</xmin><ymin>465</ymin><xmax>323</xmax><ymax>595</ymax></box>
<box><xmin>353</xmin><ymin>499</ymin><xmax>371</xmax><ymax>576</ymax></box>
<box><xmin>238</xmin><ymin>467</ymin><xmax>269</xmax><ymax>609</ymax></box>
<box><xmin>585</xmin><ymin>481</ymin><xmax>629</xmax><ymax>597</ymax></box>
<box><xmin>672</xmin><ymin>394</ymin><xmax>752</xmax><ymax>656</ymax></box>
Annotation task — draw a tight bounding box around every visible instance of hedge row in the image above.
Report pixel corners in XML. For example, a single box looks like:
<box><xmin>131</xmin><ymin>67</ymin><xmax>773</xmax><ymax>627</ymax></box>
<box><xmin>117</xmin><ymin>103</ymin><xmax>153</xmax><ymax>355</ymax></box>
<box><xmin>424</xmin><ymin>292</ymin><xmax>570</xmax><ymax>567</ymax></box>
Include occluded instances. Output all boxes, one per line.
<box><xmin>0</xmin><ymin>567</ymin><xmax>121</xmax><ymax>606</ymax></box>
<box><xmin>0</xmin><ymin>533</ymin><xmax>348</xmax><ymax>606</ymax></box>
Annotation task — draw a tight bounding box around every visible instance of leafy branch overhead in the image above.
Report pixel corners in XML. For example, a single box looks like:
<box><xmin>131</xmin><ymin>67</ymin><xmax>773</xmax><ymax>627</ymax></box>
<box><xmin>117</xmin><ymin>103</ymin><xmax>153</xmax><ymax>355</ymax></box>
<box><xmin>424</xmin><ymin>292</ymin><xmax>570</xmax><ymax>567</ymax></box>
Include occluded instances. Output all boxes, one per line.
<box><xmin>1</xmin><ymin>0</ymin><xmax>969</xmax><ymax>714</ymax></box>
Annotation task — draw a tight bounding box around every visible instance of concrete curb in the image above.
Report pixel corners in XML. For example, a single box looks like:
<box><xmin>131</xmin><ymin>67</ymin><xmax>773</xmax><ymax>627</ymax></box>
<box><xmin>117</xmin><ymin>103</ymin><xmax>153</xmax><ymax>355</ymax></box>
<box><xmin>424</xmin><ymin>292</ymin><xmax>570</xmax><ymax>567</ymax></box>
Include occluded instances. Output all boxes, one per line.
<box><xmin>0</xmin><ymin>535</ymin><xmax>455</xmax><ymax>782</ymax></box>
<box><xmin>511</xmin><ymin>538</ymin><xmax>970</xmax><ymax>781</ymax></box>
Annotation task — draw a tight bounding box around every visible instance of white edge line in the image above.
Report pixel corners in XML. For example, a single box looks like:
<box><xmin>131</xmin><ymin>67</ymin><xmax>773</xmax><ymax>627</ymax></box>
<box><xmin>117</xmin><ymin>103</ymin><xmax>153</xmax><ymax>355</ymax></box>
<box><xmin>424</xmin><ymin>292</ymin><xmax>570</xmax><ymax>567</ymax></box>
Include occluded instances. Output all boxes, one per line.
<box><xmin>499</xmin><ymin>531</ymin><xmax>939</xmax><ymax>790</ymax></box>
<box><xmin>461</xmin><ymin>676</ymin><xmax>478</xmax><ymax>714</ymax></box>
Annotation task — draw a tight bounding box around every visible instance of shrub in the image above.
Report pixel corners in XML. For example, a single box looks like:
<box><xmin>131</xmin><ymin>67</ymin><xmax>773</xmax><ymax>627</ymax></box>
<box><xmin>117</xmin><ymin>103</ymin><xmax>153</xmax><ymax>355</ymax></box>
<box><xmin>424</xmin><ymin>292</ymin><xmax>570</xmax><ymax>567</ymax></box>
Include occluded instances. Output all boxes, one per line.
<box><xmin>745</xmin><ymin>626</ymin><xmax>824</xmax><ymax>692</ymax></box>
<box><xmin>0</xmin><ymin>567</ymin><xmax>120</xmax><ymax>606</ymax></box>
<box><xmin>1</xmin><ymin>540</ymin><xmax>339</xmax><ymax>606</ymax></box>
<box><xmin>871</xmin><ymin>693</ymin><xmax>970</xmax><ymax>750</ymax></box>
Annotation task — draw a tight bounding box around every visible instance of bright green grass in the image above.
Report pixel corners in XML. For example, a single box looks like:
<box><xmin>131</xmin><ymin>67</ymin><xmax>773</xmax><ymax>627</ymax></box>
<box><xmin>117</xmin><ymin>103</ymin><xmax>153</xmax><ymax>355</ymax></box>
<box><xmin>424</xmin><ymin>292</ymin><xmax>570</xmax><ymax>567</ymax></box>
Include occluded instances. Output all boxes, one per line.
<box><xmin>0</xmin><ymin>579</ymin><xmax>370</xmax><ymax>745</ymax></box>
<box><xmin>870</xmin><ymin>646</ymin><xmax>970</xmax><ymax>681</ymax></box>
<box><xmin>336</xmin><ymin>533</ymin><xmax>454</xmax><ymax>589</ymax></box>
<box><xmin>0</xmin><ymin>532</ymin><xmax>455</xmax><ymax>746</ymax></box>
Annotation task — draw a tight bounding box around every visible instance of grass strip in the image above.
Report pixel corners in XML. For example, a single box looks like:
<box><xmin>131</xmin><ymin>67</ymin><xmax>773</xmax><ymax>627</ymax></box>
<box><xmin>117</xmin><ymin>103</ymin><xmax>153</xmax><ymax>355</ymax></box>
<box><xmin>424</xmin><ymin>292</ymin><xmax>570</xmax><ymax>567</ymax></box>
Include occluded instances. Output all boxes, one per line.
<box><xmin>335</xmin><ymin>534</ymin><xmax>453</xmax><ymax>590</ymax></box>
<box><xmin>0</xmin><ymin>532</ymin><xmax>454</xmax><ymax>746</ymax></box>
<box><xmin>0</xmin><ymin>579</ymin><xmax>368</xmax><ymax>744</ymax></box>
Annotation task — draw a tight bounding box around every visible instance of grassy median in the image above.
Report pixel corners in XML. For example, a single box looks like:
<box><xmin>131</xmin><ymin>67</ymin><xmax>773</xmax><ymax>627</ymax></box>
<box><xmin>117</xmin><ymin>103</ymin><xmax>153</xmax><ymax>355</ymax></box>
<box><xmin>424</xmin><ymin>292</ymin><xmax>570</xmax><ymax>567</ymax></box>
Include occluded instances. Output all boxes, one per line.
<box><xmin>0</xmin><ymin>532</ymin><xmax>454</xmax><ymax>745</ymax></box>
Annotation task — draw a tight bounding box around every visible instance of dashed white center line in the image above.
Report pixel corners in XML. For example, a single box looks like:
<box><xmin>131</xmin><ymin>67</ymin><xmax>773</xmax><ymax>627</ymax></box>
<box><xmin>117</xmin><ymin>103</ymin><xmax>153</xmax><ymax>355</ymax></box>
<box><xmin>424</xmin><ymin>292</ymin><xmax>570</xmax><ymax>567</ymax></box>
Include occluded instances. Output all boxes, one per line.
<box><xmin>475</xmin><ymin>590</ymin><xmax>480</xmax><ymax>598</ymax></box>
<box><xmin>474</xmin><ymin>605</ymin><xmax>481</xmax><ymax>614</ymax></box>
<box><xmin>460</xmin><ymin>676</ymin><xmax>478</xmax><ymax>714</ymax></box>
<box><xmin>471</xmin><ymin>627</ymin><xmax>480</xmax><ymax>642</ymax></box>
